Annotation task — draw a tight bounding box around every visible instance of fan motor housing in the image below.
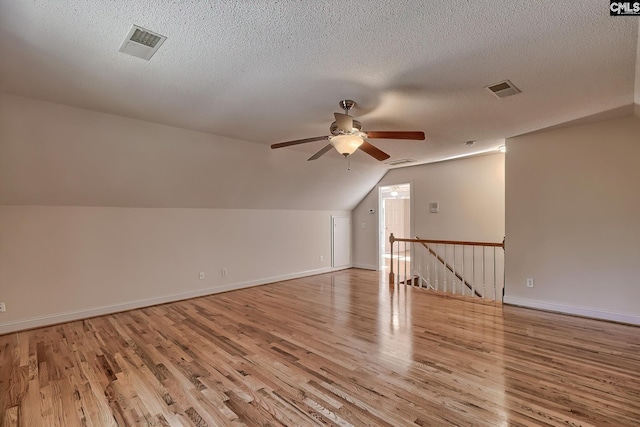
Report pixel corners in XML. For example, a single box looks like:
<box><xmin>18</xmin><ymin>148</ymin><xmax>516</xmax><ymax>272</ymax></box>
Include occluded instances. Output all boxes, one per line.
<box><xmin>330</xmin><ymin>120</ymin><xmax>362</xmax><ymax>135</ymax></box>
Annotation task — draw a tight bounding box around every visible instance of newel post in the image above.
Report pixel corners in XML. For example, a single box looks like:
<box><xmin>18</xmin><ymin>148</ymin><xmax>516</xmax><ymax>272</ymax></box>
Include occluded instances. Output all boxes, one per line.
<box><xmin>389</xmin><ymin>233</ymin><xmax>395</xmax><ymax>285</ymax></box>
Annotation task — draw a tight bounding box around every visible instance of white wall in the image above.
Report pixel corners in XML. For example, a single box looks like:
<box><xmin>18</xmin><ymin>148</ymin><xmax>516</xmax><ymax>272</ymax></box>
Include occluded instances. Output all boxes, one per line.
<box><xmin>352</xmin><ymin>154</ymin><xmax>505</xmax><ymax>270</ymax></box>
<box><xmin>0</xmin><ymin>206</ymin><xmax>347</xmax><ymax>333</ymax></box>
<box><xmin>504</xmin><ymin>116</ymin><xmax>640</xmax><ymax>324</ymax></box>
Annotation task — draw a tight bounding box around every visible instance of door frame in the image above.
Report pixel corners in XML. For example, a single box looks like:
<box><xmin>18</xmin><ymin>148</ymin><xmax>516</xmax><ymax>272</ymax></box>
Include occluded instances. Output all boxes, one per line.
<box><xmin>331</xmin><ymin>215</ymin><xmax>351</xmax><ymax>269</ymax></box>
<box><xmin>377</xmin><ymin>182</ymin><xmax>413</xmax><ymax>271</ymax></box>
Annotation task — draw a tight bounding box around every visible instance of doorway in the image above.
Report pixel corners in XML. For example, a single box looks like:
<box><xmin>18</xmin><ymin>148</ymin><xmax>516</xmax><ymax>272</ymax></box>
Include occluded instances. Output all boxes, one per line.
<box><xmin>379</xmin><ymin>183</ymin><xmax>411</xmax><ymax>272</ymax></box>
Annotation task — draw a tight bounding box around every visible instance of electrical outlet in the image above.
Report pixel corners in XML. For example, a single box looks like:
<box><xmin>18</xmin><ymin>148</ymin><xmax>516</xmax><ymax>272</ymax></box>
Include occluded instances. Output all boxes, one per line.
<box><xmin>221</xmin><ymin>268</ymin><xmax>228</xmax><ymax>277</ymax></box>
<box><xmin>526</xmin><ymin>278</ymin><xmax>534</xmax><ymax>288</ymax></box>
<box><xmin>0</xmin><ymin>302</ymin><xmax>5</xmax><ymax>313</ymax></box>
<box><xmin>320</xmin><ymin>255</ymin><xmax>324</xmax><ymax>262</ymax></box>
<box><xmin>199</xmin><ymin>272</ymin><xmax>205</xmax><ymax>280</ymax></box>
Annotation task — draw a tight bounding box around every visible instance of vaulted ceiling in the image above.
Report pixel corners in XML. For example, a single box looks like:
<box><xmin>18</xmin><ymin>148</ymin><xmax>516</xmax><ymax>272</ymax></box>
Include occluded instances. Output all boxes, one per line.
<box><xmin>0</xmin><ymin>1</ymin><xmax>638</xmax><ymax>209</ymax></box>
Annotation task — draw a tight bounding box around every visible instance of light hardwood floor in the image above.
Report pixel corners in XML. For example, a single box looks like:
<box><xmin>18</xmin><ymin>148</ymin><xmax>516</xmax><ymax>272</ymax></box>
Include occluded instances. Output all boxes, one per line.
<box><xmin>1</xmin><ymin>269</ymin><xmax>639</xmax><ymax>426</ymax></box>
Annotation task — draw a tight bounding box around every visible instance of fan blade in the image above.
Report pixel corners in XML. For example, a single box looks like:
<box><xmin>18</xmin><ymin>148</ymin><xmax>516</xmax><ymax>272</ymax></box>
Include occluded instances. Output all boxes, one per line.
<box><xmin>307</xmin><ymin>144</ymin><xmax>333</xmax><ymax>161</ymax></box>
<box><xmin>360</xmin><ymin>140</ymin><xmax>390</xmax><ymax>161</ymax></box>
<box><xmin>366</xmin><ymin>131</ymin><xmax>425</xmax><ymax>140</ymax></box>
<box><xmin>334</xmin><ymin>113</ymin><xmax>353</xmax><ymax>132</ymax></box>
<box><xmin>271</xmin><ymin>136</ymin><xmax>328</xmax><ymax>149</ymax></box>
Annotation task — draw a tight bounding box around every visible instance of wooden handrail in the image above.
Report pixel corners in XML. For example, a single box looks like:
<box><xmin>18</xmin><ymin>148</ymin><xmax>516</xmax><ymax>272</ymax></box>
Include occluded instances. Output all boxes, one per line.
<box><xmin>390</xmin><ymin>234</ymin><xmax>505</xmax><ymax>248</ymax></box>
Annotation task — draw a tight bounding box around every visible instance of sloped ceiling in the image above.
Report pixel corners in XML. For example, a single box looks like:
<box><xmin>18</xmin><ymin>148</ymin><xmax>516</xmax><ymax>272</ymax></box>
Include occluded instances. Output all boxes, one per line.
<box><xmin>0</xmin><ymin>1</ymin><xmax>639</xmax><ymax>209</ymax></box>
<box><xmin>0</xmin><ymin>93</ymin><xmax>384</xmax><ymax>210</ymax></box>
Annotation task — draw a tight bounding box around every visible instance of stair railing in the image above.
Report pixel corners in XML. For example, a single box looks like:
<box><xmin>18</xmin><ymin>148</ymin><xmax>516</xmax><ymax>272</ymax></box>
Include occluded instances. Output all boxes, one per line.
<box><xmin>389</xmin><ymin>234</ymin><xmax>505</xmax><ymax>301</ymax></box>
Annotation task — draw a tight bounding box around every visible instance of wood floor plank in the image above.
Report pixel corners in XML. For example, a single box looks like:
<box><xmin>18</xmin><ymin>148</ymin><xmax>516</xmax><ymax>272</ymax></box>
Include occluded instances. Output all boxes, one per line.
<box><xmin>2</xmin><ymin>406</ymin><xmax>18</xmax><ymax>427</ymax></box>
<box><xmin>1</xmin><ymin>269</ymin><xmax>639</xmax><ymax>426</ymax></box>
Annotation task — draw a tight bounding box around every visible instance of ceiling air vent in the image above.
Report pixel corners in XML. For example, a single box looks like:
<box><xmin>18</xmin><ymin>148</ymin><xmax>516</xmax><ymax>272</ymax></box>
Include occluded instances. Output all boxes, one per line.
<box><xmin>119</xmin><ymin>25</ymin><xmax>166</xmax><ymax>60</ymax></box>
<box><xmin>486</xmin><ymin>80</ymin><xmax>521</xmax><ymax>99</ymax></box>
<box><xmin>385</xmin><ymin>159</ymin><xmax>416</xmax><ymax>166</ymax></box>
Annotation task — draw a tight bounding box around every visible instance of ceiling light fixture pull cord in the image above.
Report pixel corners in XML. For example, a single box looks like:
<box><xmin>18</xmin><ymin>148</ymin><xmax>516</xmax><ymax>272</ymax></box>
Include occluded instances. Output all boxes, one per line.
<box><xmin>347</xmin><ymin>156</ymin><xmax>351</xmax><ymax>171</ymax></box>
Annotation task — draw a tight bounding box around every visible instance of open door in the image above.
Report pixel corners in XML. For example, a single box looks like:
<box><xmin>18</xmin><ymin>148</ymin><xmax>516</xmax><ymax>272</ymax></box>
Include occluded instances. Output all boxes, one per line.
<box><xmin>379</xmin><ymin>184</ymin><xmax>411</xmax><ymax>271</ymax></box>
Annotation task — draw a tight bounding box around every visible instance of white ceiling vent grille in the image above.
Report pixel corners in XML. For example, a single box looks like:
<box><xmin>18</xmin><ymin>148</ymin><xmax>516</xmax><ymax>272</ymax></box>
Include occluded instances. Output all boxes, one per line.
<box><xmin>486</xmin><ymin>80</ymin><xmax>521</xmax><ymax>99</ymax></box>
<box><xmin>119</xmin><ymin>25</ymin><xmax>166</xmax><ymax>60</ymax></box>
<box><xmin>385</xmin><ymin>158</ymin><xmax>416</xmax><ymax>166</ymax></box>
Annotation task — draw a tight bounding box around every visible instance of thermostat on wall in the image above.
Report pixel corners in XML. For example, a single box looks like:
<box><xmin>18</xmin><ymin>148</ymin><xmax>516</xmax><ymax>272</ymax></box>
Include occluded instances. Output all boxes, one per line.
<box><xmin>430</xmin><ymin>201</ymin><xmax>439</xmax><ymax>213</ymax></box>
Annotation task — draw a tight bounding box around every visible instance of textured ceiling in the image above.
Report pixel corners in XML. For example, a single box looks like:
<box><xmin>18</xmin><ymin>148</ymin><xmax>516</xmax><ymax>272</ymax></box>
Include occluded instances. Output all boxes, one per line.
<box><xmin>0</xmin><ymin>0</ymin><xmax>638</xmax><ymax>167</ymax></box>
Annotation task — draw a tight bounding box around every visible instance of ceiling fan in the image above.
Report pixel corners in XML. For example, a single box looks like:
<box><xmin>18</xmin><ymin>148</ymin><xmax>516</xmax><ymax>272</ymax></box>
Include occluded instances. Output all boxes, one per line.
<box><xmin>270</xmin><ymin>100</ymin><xmax>425</xmax><ymax>161</ymax></box>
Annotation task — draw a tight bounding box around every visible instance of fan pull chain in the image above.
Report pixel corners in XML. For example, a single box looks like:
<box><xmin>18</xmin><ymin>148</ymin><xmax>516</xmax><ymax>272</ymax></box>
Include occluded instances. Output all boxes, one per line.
<box><xmin>347</xmin><ymin>156</ymin><xmax>351</xmax><ymax>171</ymax></box>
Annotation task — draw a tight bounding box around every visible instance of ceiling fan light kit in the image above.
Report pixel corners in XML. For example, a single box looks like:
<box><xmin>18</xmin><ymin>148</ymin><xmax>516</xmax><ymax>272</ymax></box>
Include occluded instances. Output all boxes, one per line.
<box><xmin>330</xmin><ymin>134</ymin><xmax>364</xmax><ymax>156</ymax></box>
<box><xmin>270</xmin><ymin>100</ymin><xmax>425</xmax><ymax>163</ymax></box>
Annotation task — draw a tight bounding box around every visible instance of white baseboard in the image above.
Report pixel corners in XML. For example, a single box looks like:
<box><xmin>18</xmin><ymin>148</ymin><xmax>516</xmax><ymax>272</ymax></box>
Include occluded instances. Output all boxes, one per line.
<box><xmin>0</xmin><ymin>267</ymin><xmax>335</xmax><ymax>335</ymax></box>
<box><xmin>352</xmin><ymin>263</ymin><xmax>378</xmax><ymax>271</ymax></box>
<box><xmin>503</xmin><ymin>296</ymin><xmax>640</xmax><ymax>325</ymax></box>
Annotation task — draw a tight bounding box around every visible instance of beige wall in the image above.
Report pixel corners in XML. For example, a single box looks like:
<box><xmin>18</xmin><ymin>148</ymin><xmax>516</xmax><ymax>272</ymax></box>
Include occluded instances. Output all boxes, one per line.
<box><xmin>352</xmin><ymin>154</ymin><xmax>505</xmax><ymax>269</ymax></box>
<box><xmin>505</xmin><ymin>116</ymin><xmax>640</xmax><ymax>324</ymax></box>
<box><xmin>0</xmin><ymin>206</ymin><xmax>347</xmax><ymax>333</ymax></box>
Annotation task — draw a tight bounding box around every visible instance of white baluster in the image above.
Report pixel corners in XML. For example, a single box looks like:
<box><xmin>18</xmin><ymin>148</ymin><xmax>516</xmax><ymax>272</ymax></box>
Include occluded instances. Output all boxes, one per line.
<box><xmin>443</xmin><ymin>245</ymin><xmax>447</xmax><ymax>293</ymax></box>
<box><xmin>453</xmin><ymin>245</ymin><xmax>457</xmax><ymax>295</ymax></box>
<box><xmin>404</xmin><ymin>241</ymin><xmax>407</xmax><ymax>285</ymax></box>
<box><xmin>435</xmin><ymin>244</ymin><xmax>439</xmax><ymax>291</ymax></box>
<box><xmin>482</xmin><ymin>246</ymin><xmax>486</xmax><ymax>299</ymax></box>
<box><xmin>493</xmin><ymin>246</ymin><xmax>497</xmax><ymax>301</ymax></box>
<box><xmin>462</xmin><ymin>245</ymin><xmax>467</xmax><ymax>296</ymax></box>
<box><xmin>397</xmin><ymin>241</ymin><xmax>400</xmax><ymax>286</ymax></box>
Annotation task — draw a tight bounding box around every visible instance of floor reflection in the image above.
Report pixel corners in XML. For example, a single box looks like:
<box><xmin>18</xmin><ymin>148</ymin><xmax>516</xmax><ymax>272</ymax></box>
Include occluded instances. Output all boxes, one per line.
<box><xmin>299</xmin><ymin>269</ymin><xmax>640</xmax><ymax>426</ymax></box>
<box><xmin>377</xmin><ymin>278</ymin><xmax>413</xmax><ymax>373</ymax></box>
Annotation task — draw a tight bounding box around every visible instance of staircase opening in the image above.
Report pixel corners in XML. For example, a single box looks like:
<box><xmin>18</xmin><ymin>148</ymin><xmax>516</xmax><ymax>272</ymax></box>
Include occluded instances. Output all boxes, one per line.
<box><xmin>388</xmin><ymin>235</ymin><xmax>505</xmax><ymax>302</ymax></box>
